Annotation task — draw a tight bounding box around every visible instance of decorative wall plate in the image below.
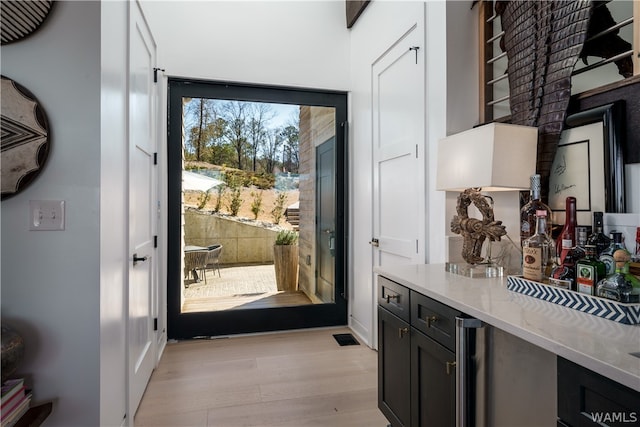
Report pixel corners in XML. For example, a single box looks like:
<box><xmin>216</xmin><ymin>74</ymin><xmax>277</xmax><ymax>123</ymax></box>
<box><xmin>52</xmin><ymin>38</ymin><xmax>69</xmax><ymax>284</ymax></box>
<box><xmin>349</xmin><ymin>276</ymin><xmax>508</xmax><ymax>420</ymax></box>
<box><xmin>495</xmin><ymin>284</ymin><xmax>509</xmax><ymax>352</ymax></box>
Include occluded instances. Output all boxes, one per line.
<box><xmin>1</xmin><ymin>76</ymin><xmax>50</xmax><ymax>200</ymax></box>
<box><xmin>1</xmin><ymin>1</ymin><xmax>54</xmax><ymax>45</ymax></box>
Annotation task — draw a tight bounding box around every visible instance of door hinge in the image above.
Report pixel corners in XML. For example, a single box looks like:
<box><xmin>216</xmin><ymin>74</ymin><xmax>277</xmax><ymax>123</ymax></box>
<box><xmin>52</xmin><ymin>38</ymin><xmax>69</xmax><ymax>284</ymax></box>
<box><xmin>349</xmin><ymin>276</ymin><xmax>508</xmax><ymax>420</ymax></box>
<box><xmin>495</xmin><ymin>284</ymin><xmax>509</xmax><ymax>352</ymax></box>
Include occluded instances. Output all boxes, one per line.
<box><xmin>416</xmin><ymin>239</ymin><xmax>419</xmax><ymax>253</ymax></box>
<box><xmin>154</xmin><ymin>235</ymin><xmax>158</xmax><ymax>248</ymax></box>
<box><xmin>153</xmin><ymin>318</ymin><xmax>158</xmax><ymax>331</ymax></box>
<box><xmin>153</xmin><ymin>67</ymin><xmax>165</xmax><ymax>83</ymax></box>
<box><xmin>416</xmin><ymin>144</ymin><xmax>418</xmax><ymax>158</ymax></box>
<box><xmin>153</xmin><ymin>152</ymin><xmax>158</xmax><ymax>165</ymax></box>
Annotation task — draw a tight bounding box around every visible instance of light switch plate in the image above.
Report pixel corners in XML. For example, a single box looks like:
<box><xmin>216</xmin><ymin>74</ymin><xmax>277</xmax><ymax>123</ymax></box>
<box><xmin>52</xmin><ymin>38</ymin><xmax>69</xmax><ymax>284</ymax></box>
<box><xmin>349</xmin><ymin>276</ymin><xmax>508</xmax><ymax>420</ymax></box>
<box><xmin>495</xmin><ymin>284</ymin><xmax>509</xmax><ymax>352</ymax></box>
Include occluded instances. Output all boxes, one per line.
<box><xmin>29</xmin><ymin>200</ymin><xmax>65</xmax><ymax>230</ymax></box>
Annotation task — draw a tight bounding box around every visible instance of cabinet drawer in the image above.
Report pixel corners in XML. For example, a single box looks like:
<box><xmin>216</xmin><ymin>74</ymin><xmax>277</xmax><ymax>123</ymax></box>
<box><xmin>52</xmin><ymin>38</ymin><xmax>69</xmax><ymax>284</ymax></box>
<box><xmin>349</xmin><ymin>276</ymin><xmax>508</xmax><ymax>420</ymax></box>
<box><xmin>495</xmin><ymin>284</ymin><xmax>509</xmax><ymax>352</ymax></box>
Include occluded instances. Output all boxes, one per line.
<box><xmin>557</xmin><ymin>357</ymin><xmax>640</xmax><ymax>426</ymax></box>
<box><xmin>411</xmin><ymin>291</ymin><xmax>461</xmax><ymax>351</ymax></box>
<box><xmin>378</xmin><ymin>276</ymin><xmax>410</xmax><ymax>323</ymax></box>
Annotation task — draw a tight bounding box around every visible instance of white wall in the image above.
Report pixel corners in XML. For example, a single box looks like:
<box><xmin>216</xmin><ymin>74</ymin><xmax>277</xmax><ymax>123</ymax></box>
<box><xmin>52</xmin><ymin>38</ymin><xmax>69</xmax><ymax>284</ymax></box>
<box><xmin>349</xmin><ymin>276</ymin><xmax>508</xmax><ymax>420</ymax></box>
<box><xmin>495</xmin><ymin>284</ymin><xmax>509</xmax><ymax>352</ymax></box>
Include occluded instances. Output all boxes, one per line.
<box><xmin>1</xmin><ymin>2</ymin><xmax>103</xmax><ymax>425</ymax></box>
<box><xmin>141</xmin><ymin>0</ymin><xmax>350</xmax><ymax>91</ymax></box>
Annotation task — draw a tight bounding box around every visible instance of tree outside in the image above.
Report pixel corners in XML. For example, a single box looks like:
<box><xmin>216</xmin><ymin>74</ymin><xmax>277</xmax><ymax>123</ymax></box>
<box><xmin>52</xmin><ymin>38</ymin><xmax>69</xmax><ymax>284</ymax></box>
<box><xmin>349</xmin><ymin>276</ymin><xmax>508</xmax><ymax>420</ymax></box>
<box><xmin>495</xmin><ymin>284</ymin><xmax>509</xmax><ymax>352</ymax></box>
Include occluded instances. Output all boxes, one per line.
<box><xmin>182</xmin><ymin>99</ymin><xmax>300</xmax><ymax>225</ymax></box>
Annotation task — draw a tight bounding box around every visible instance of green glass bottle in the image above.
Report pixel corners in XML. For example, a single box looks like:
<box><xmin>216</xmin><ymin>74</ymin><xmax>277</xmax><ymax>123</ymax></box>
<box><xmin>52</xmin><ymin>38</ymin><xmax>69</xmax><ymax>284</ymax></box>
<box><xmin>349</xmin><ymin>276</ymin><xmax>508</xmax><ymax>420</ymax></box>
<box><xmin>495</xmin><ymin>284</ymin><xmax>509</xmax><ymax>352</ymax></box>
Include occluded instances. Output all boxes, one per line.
<box><xmin>599</xmin><ymin>232</ymin><xmax>627</xmax><ymax>276</ymax></box>
<box><xmin>575</xmin><ymin>245</ymin><xmax>606</xmax><ymax>296</ymax></box>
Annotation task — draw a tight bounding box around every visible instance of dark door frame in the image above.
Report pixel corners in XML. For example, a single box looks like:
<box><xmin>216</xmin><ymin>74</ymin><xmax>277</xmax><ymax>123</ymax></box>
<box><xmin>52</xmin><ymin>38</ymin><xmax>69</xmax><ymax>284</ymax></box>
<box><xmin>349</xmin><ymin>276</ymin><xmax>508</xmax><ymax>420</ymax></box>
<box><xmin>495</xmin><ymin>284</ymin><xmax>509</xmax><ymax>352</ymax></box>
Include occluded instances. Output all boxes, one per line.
<box><xmin>166</xmin><ymin>78</ymin><xmax>348</xmax><ymax>339</ymax></box>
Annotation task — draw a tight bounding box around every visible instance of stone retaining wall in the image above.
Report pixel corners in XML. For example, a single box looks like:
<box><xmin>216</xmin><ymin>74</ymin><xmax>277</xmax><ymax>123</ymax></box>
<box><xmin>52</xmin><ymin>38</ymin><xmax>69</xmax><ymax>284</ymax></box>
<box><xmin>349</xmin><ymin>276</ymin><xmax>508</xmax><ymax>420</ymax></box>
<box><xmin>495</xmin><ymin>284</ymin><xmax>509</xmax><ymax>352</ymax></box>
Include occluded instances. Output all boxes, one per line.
<box><xmin>184</xmin><ymin>210</ymin><xmax>280</xmax><ymax>265</ymax></box>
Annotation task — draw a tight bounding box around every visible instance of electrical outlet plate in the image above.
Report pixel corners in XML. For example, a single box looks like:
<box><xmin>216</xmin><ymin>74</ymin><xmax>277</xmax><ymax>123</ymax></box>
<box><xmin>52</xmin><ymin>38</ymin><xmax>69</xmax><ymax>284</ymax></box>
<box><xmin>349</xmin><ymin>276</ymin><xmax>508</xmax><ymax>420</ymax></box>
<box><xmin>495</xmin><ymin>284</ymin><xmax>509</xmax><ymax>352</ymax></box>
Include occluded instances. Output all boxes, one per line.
<box><xmin>29</xmin><ymin>200</ymin><xmax>65</xmax><ymax>230</ymax></box>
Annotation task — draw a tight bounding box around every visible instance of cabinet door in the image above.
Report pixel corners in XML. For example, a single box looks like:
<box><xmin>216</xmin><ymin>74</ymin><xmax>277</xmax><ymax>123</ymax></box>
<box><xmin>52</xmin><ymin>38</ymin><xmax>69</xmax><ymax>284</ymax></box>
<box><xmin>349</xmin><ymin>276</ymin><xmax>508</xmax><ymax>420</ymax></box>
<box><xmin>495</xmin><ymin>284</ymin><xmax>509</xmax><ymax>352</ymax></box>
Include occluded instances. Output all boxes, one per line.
<box><xmin>378</xmin><ymin>307</ymin><xmax>411</xmax><ymax>427</ymax></box>
<box><xmin>411</xmin><ymin>328</ymin><xmax>456</xmax><ymax>427</ymax></box>
<box><xmin>558</xmin><ymin>357</ymin><xmax>640</xmax><ymax>427</ymax></box>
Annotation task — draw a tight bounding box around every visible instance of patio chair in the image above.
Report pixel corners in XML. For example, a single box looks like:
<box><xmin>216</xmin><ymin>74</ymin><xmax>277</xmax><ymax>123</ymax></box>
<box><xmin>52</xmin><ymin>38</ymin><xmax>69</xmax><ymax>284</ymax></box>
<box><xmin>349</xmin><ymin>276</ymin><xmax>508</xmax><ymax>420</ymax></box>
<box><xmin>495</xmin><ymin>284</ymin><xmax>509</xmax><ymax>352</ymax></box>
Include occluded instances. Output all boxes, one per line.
<box><xmin>184</xmin><ymin>250</ymin><xmax>209</xmax><ymax>286</ymax></box>
<box><xmin>204</xmin><ymin>244</ymin><xmax>223</xmax><ymax>278</ymax></box>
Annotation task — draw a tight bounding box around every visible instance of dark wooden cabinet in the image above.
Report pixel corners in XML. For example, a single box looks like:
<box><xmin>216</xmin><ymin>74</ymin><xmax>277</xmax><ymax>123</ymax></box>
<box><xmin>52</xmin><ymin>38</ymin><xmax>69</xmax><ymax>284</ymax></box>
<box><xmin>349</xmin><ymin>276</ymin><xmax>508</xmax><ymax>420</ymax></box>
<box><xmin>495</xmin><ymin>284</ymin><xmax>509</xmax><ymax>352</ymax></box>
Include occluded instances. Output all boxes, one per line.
<box><xmin>378</xmin><ymin>276</ymin><xmax>459</xmax><ymax>427</ymax></box>
<box><xmin>378</xmin><ymin>306</ymin><xmax>411</xmax><ymax>427</ymax></box>
<box><xmin>411</xmin><ymin>327</ymin><xmax>456</xmax><ymax>427</ymax></box>
<box><xmin>557</xmin><ymin>357</ymin><xmax>640</xmax><ymax>427</ymax></box>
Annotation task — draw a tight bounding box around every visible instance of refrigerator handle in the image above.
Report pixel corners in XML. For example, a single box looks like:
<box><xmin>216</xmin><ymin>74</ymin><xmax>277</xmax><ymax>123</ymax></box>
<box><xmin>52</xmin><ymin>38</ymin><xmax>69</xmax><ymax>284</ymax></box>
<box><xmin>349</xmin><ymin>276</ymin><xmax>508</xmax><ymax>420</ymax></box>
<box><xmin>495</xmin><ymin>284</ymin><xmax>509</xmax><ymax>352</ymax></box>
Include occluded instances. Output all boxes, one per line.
<box><xmin>456</xmin><ymin>317</ymin><xmax>484</xmax><ymax>427</ymax></box>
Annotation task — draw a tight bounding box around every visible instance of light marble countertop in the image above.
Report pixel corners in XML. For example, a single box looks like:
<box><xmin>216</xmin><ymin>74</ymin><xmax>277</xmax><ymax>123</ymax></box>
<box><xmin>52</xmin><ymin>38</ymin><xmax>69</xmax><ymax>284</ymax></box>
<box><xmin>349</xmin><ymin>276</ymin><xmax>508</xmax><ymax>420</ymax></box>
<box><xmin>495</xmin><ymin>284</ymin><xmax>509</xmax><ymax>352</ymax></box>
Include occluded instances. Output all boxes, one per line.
<box><xmin>374</xmin><ymin>263</ymin><xmax>640</xmax><ymax>392</ymax></box>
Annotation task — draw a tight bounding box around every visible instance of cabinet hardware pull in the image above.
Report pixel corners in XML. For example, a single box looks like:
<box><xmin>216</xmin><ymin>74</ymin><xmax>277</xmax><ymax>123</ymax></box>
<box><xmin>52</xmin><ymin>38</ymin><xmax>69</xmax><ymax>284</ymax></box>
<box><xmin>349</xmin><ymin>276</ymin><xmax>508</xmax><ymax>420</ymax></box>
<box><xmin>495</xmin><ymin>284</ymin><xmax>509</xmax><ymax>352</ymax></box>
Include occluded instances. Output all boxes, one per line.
<box><xmin>398</xmin><ymin>327</ymin><xmax>409</xmax><ymax>338</ymax></box>
<box><xmin>446</xmin><ymin>361</ymin><xmax>457</xmax><ymax>375</ymax></box>
<box><xmin>386</xmin><ymin>294</ymin><xmax>399</xmax><ymax>303</ymax></box>
<box><xmin>426</xmin><ymin>315</ymin><xmax>438</xmax><ymax>328</ymax></box>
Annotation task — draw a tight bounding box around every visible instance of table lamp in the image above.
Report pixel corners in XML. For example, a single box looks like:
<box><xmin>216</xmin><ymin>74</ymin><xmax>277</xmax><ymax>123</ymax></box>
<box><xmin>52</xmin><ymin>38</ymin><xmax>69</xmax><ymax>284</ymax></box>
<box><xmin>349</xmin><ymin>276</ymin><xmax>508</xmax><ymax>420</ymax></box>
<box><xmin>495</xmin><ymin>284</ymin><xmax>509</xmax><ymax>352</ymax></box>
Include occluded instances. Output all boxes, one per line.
<box><xmin>436</xmin><ymin>122</ymin><xmax>538</xmax><ymax>277</ymax></box>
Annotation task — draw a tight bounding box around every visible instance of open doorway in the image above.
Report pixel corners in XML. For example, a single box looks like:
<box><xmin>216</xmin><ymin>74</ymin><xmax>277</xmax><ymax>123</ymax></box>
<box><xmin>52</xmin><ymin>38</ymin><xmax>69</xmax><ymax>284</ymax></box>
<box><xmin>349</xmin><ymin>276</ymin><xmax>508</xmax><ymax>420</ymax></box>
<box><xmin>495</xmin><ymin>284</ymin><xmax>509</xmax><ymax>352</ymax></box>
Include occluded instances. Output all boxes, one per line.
<box><xmin>167</xmin><ymin>79</ymin><xmax>348</xmax><ymax>339</ymax></box>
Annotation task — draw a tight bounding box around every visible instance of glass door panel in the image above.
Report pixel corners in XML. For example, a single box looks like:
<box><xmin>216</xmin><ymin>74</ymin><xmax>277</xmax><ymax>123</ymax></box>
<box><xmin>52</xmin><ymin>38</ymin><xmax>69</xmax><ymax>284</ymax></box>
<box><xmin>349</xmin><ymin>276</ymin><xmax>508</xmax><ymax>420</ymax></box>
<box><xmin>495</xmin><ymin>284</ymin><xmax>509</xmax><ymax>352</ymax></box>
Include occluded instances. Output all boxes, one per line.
<box><xmin>167</xmin><ymin>79</ymin><xmax>347</xmax><ymax>338</ymax></box>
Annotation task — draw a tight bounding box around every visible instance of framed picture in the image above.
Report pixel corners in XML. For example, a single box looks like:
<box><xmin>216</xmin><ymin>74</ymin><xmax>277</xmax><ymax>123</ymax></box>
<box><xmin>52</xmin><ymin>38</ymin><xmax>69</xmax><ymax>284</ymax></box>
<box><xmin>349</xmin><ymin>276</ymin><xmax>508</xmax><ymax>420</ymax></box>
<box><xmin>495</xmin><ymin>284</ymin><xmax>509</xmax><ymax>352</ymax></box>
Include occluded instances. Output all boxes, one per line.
<box><xmin>549</xmin><ymin>102</ymin><xmax>625</xmax><ymax>226</ymax></box>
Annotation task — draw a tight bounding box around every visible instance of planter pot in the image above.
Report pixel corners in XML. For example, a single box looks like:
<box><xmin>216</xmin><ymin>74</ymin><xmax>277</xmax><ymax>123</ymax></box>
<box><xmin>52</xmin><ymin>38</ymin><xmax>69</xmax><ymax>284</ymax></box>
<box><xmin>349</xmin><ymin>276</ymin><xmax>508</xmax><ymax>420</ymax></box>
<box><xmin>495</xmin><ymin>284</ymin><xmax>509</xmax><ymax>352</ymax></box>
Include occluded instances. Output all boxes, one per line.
<box><xmin>273</xmin><ymin>245</ymin><xmax>299</xmax><ymax>292</ymax></box>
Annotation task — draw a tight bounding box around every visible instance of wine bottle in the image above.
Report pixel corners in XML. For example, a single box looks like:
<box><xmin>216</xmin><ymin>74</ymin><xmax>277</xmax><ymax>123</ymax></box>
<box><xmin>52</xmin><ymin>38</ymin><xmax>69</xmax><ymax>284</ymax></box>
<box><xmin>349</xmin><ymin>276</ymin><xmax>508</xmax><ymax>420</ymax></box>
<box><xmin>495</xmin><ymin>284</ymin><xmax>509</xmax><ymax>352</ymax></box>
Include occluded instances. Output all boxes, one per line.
<box><xmin>634</xmin><ymin>227</ymin><xmax>640</xmax><ymax>262</ymax></box>
<box><xmin>556</xmin><ymin>197</ymin><xmax>577</xmax><ymax>265</ymax></box>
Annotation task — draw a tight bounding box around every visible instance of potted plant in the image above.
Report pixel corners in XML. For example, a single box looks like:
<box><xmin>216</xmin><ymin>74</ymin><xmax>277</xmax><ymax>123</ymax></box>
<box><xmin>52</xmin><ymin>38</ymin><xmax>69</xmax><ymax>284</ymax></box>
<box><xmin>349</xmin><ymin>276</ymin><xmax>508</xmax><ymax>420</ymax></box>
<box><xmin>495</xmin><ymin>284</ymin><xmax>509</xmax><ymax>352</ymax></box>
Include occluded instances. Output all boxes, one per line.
<box><xmin>273</xmin><ymin>230</ymin><xmax>299</xmax><ymax>292</ymax></box>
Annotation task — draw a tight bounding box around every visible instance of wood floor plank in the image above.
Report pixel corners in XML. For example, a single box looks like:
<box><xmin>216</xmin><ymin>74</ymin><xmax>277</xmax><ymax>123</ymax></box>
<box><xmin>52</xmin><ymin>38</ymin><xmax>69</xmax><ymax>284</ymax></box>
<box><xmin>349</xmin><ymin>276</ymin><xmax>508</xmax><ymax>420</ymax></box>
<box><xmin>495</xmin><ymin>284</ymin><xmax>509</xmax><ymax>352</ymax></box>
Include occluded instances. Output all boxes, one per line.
<box><xmin>134</xmin><ymin>327</ymin><xmax>388</xmax><ymax>427</ymax></box>
<box><xmin>182</xmin><ymin>291</ymin><xmax>313</xmax><ymax>313</ymax></box>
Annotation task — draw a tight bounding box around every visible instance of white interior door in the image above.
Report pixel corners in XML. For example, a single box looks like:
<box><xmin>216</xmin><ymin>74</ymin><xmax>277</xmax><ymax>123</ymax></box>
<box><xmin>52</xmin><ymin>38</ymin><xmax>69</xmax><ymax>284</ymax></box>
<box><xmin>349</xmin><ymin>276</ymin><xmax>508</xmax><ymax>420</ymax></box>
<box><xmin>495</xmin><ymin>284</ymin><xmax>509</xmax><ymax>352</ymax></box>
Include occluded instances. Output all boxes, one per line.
<box><xmin>128</xmin><ymin>1</ymin><xmax>157</xmax><ymax>420</ymax></box>
<box><xmin>372</xmin><ymin>24</ymin><xmax>425</xmax><ymax>271</ymax></box>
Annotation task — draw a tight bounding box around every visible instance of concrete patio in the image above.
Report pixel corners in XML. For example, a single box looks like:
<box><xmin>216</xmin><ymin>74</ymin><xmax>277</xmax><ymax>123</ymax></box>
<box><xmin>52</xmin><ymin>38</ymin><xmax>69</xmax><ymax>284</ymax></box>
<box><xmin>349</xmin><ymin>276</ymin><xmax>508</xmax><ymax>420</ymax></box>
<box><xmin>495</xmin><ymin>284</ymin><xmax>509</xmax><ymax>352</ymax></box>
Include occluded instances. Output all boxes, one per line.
<box><xmin>182</xmin><ymin>264</ymin><xmax>313</xmax><ymax>312</ymax></box>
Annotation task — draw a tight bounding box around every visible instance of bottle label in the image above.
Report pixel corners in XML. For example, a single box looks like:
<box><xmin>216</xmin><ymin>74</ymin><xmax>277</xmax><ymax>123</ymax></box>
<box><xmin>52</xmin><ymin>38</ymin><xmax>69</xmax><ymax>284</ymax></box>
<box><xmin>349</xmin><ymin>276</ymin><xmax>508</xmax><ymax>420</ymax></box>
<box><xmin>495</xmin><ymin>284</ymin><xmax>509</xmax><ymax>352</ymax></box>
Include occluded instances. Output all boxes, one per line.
<box><xmin>597</xmin><ymin>287</ymin><xmax>621</xmax><ymax>302</ymax></box>
<box><xmin>523</xmin><ymin>247</ymin><xmax>542</xmax><ymax>281</ymax></box>
<box><xmin>549</xmin><ymin>277</ymin><xmax>571</xmax><ymax>290</ymax></box>
<box><xmin>576</xmin><ymin>264</ymin><xmax>596</xmax><ymax>295</ymax></box>
<box><xmin>600</xmin><ymin>254</ymin><xmax>615</xmax><ymax>275</ymax></box>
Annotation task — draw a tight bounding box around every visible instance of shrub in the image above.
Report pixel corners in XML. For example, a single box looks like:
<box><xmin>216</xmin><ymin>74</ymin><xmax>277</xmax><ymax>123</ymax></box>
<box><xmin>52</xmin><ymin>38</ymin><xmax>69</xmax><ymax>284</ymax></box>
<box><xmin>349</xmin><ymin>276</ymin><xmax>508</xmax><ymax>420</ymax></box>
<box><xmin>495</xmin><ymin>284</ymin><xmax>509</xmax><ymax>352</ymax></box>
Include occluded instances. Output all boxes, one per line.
<box><xmin>227</xmin><ymin>187</ymin><xmax>243</xmax><ymax>216</ymax></box>
<box><xmin>197</xmin><ymin>190</ymin><xmax>211</xmax><ymax>210</ymax></box>
<box><xmin>271</xmin><ymin>191</ymin><xmax>288</xmax><ymax>224</ymax></box>
<box><xmin>250</xmin><ymin>190</ymin><xmax>264</xmax><ymax>220</ymax></box>
<box><xmin>213</xmin><ymin>185</ymin><xmax>225</xmax><ymax>213</ymax></box>
<box><xmin>275</xmin><ymin>230</ymin><xmax>298</xmax><ymax>245</ymax></box>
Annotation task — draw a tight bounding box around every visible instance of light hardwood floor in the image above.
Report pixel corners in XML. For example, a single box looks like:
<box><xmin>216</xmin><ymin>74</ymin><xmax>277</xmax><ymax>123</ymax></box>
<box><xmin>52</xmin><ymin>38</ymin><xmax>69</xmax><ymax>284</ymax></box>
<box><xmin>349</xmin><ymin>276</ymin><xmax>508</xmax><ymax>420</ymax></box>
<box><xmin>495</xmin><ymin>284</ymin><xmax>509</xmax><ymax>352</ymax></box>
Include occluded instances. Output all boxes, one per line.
<box><xmin>134</xmin><ymin>327</ymin><xmax>388</xmax><ymax>427</ymax></box>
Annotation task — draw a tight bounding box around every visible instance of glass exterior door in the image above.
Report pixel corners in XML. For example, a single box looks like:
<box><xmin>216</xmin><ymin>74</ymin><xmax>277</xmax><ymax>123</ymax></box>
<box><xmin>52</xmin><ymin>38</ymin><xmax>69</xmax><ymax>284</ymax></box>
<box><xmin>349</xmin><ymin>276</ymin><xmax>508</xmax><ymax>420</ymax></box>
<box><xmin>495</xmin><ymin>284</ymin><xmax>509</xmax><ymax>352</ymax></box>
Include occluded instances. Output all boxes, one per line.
<box><xmin>167</xmin><ymin>79</ymin><xmax>347</xmax><ymax>338</ymax></box>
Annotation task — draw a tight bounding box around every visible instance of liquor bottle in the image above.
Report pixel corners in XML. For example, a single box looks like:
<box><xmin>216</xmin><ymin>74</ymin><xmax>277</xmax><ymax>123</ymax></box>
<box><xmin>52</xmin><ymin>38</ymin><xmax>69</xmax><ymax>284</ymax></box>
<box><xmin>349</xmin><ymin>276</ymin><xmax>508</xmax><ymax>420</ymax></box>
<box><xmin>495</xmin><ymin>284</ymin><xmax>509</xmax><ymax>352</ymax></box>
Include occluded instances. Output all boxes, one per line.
<box><xmin>586</xmin><ymin>212</ymin><xmax>611</xmax><ymax>256</ymax></box>
<box><xmin>575</xmin><ymin>245</ymin><xmax>606</xmax><ymax>296</ymax></box>
<box><xmin>556</xmin><ymin>197</ymin><xmax>577</xmax><ymax>265</ymax></box>
<box><xmin>520</xmin><ymin>174</ymin><xmax>552</xmax><ymax>246</ymax></box>
<box><xmin>522</xmin><ymin>210</ymin><xmax>555</xmax><ymax>283</ymax></box>
<box><xmin>599</xmin><ymin>232</ymin><xmax>627</xmax><ymax>276</ymax></box>
<box><xmin>549</xmin><ymin>226</ymin><xmax>589</xmax><ymax>290</ymax></box>
<box><xmin>596</xmin><ymin>249</ymin><xmax>640</xmax><ymax>303</ymax></box>
<box><xmin>572</xmin><ymin>226</ymin><xmax>588</xmax><ymax>263</ymax></box>
<box><xmin>548</xmin><ymin>251</ymin><xmax>576</xmax><ymax>291</ymax></box>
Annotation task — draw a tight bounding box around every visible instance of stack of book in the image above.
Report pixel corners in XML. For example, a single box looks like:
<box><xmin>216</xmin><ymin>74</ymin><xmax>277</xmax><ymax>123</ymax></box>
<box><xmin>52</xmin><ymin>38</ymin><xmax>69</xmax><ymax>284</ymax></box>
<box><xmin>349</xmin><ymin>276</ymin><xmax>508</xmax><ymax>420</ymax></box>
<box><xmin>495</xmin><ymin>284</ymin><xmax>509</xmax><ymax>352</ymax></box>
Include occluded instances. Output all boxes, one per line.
<box><xmin>1</xmin><ymin>379</ymin><xmax>31</xmax><ymax>427</ymax></box>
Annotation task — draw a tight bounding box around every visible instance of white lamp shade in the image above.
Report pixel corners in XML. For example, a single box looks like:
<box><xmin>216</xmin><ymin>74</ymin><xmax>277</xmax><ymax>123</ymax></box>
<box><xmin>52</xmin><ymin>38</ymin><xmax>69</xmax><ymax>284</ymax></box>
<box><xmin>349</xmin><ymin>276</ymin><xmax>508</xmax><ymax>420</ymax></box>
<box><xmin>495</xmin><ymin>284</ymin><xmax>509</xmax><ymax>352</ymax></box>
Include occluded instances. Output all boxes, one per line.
<box><xmin>436</xmin><ymin>123</ymin><xmax>538</xmax><ymax>191</ymax></box>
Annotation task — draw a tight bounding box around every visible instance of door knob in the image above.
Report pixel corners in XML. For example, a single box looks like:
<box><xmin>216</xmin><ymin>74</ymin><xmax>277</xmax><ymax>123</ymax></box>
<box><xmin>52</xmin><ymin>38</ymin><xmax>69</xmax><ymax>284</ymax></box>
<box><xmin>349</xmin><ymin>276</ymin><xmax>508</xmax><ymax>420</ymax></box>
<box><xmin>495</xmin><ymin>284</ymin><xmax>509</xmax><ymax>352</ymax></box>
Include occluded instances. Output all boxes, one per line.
<box><xmin>369</xmin><ymin>238</ymin><xmax>379</xmax><ymax>247</ymax></box>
